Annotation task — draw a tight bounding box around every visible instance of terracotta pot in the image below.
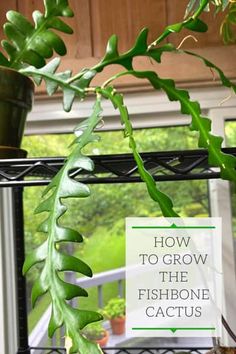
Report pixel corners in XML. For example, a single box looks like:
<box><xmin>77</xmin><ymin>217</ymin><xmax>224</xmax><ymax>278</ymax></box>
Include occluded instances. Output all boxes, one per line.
<box><xmin>110</xmin><ymin>317</ymin><xmax>125</xmax><ymax>335</ymax></box>
<box><xmin>0</xmin><ymin>66</ymin><xmax>34</xmax><ymax>158</ymax></box>
<box><xmin>96</xmin><ymin>330</ymin><xmax>109</xmax><ymax>347</ymax></box>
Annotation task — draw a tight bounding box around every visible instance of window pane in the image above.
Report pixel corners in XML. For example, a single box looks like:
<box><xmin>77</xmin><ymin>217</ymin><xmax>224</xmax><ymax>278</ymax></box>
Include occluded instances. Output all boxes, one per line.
<box><xmin>225</xmin><ymin>121</ymin><xmax>236</xmax><ymax>240</ymax></box>
<box><xmin>225</xmin><ymin>120</ymin><xmax>236</xmax><ymax>147</ymax></box>
<box><xmin>23</xmin><ymin>126</ymin><xmax>209</xmax><ymax>348</ymax></box>
<box><xmin>22</xmin><ymin>125</ymin><xmax>199</xmax><ymax>157</ymax></box>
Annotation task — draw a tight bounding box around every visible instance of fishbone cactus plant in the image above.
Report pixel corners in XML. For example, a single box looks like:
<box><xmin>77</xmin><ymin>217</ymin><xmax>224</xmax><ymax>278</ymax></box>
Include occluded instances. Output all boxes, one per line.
<box><xmin>0</xmin><ymin>0</ymin><xmax>236</xmax><ymax>353</ymax></box>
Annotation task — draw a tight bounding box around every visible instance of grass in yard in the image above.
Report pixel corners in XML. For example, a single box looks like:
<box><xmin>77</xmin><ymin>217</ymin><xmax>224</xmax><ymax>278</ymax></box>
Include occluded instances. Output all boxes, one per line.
<box><xmin>77</xmin><ymin>222</ymin><xmax>125</xmax><ymax>272</ymax></box>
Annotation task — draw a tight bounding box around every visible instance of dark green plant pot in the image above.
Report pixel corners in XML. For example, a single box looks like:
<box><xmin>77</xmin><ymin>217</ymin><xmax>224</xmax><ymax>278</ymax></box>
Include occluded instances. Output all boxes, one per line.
<box><xmin>0</xmin><ymin>66</ymin><xmax>34</xmax><ymax>158</ymax></box>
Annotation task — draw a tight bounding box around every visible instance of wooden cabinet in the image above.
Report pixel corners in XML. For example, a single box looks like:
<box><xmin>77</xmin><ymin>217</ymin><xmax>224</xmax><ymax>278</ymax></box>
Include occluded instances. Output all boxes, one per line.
<box><xmin>0</xmin><ymin>0</ymin><xmax>235</xmax><ymax>91</ymax></box>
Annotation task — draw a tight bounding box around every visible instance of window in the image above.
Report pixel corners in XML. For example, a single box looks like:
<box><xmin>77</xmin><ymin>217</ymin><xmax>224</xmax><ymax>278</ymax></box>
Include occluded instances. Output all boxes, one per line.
<box><xmin>1</xmin><ymin>83</ymin><xmax>235</xmax><ymax>351</ymax></box>
<box><xmin>225</xmin><ymin>120</ymin><xmax>236</xmax><ymax>251</ymax></box>
<box><xmin>22</xmin><ymin>126</ymin><xmax>209</xmax><ymax>347</ymax></box>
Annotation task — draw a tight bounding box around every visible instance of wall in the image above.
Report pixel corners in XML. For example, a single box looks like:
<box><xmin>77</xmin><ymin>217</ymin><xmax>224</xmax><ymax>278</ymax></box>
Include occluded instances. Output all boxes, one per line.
<box><xmin>0</xmin><ymin>0</ymin><xmax>235</xmax><ymax>93</ymax></box>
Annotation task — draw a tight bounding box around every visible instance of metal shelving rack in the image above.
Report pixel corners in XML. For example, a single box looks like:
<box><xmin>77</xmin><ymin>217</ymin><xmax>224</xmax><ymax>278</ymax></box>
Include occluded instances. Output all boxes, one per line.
<box><xmin>1</xmin><ymin>148</ymin><xmax>236</xmax><ymax>187</ymax></box>
<box><xmin>2</xmin><ymin>148</ymin><xmax>235</xmax><ymax>354</ymax></box>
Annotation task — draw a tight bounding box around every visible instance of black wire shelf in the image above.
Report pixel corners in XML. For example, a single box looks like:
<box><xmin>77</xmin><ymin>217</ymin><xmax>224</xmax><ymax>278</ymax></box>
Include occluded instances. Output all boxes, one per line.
<box><xmin>30</xmin><ymin>347</ymin><xmax>212</xmax><ymax>354</ymax></box>
<box><xmin>2</xmin><ymin>148</ymin><xmax>235</xmax><ymax>354</ymax></box>
<box><xmin>30</xmin><ymin>349</ymin><xmax>65</xmax><ymax>354</ymax></box>
<box><xmin>0</xmin><ymin>148</ymin><xmax>235</xmax><ymax>187</ymax></box>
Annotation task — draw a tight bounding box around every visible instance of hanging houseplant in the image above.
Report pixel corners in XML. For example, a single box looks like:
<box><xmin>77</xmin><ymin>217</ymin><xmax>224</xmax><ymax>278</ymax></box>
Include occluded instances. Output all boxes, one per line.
<box><xmin>0</xmin><ymin>0</ymin><xmax>236</xmax><ymax>353</ymax></box>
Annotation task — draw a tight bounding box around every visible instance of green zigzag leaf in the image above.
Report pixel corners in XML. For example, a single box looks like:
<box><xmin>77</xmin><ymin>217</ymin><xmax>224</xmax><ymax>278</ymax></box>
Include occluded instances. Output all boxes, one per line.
<box><xmin>1</xmin><ymin>0</ymin><xmax>73</xmax><ymax>69</ymax></box>
<box><xmin>99</xmin><ymin>87</ymin><xmax>179</xmax><ymax>217</ymax></box>
<box><xmin>181</xmin><ymin>49</ymin><xmax>236</xmax><ymax>94</ymax></box>
<box><xmin>126</xmin><ymin>70</ymin><xmax>236</xmax><ymax>182</ymax></box>
<box><xmin>20</xmin><ymin>29</ymin><xmax>176</xmax><ymax>107</ymax></box>
<box><xmin>23</xmin><ymin>98</ymin><xmax>104</xmax><ymax>354</ymax></box>
<box><xmin>20</xmin><ymin>58</ymin><xmax>84</xmax><ymax>112</ymax></box>
<box><xmin>97</xmin><ymin>28</ymin><xmax>175</xmax><ymax>71</ymax></box>
<box><xmin>220</xmin><ymin>3</ymin><xmax>236</xmax><ymax>44</ymax></box>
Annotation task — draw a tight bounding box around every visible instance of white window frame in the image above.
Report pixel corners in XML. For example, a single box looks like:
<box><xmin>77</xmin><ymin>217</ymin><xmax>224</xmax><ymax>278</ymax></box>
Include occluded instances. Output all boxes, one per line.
<box><xmin>0</xmin><ymin>189</ymin><xmax>19</xmax><ymax>354</ymax></box>
<box><xmin>26</xmin><ymin>86</ymin><xmax>234</xmax><ymax>134</ymax></box>
<box><xmin>1</xmin><ymin>86</ymin><xmax>236</xmax><ymax>351</ymax></box>
<box><xmin>209</xmin><ymin>107</ymin><xmax>236</xmax><ymax>346</ymax></box>
<box><xmin>26</xmin><ymin>86</ymin><xmax>236</xmax><ymax>345</ymax></box>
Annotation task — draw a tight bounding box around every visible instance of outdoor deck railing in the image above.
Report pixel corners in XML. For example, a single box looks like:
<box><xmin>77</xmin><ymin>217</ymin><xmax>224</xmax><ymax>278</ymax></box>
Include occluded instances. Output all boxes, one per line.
<box><xmin>76</xmin><ymin>266</ymin><xmax>125</xmax><ymax>307</ymax></box>
<box><xmin>29</xmin><ymin>267</ymin><xmax>126</xmax><ymax>352</ymax></box>
<box><xmin>29</xmin><ymin>267</ymin><xmax>212</xmax><ymax>354</ymax></box>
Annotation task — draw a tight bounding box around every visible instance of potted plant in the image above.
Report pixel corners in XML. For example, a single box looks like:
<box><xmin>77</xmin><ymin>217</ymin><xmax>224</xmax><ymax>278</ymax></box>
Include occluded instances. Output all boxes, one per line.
<box><xmin>0</xmin><ymin>67</ymin><xmax>34</xmax><ymax>157</ymax></box>
<box><xmin>82</xmin><ymin>321</ymin><xmax>109</xmax><ymax>347</ymax></box>
<box><xmin>103</xmin><ymin>297</ymin><xmax>126</xmax><ymax>335</ymax></box>
<box><xmin>0</xmin><ymin>2</ymin><xmax>75</xmax><ymax>158</ymax></box>
<box><xmin>0</xmin><ymin>0</ymin><xmax>235</xmax><ymax>353</ymax></box>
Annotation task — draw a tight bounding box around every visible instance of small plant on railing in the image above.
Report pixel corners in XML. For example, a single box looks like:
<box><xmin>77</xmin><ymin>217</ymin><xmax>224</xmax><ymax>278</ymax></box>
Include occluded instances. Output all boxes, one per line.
<box><xmin>103</xmin><ymin>298</ymin><xmax>125</xmax><ymax>335</ymax></box>
<box><xmin>82</xmin><ymin>321</ymin><xmax>109</xmax><ymax>347</ymax></box>
<box><xmin>0</xmin><ymin>0</ymin><xmax>236</xmax><ymax>353</ymax></box>
<box><xmin>103</xmin><ymin>297</ymin><xmax>125</xmax><ymax>319</ymax></box>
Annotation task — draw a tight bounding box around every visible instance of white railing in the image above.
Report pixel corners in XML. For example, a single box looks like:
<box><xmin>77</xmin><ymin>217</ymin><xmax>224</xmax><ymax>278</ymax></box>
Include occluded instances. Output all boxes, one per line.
<box><xmin>29</xmin><ymin>266</ymin><xmax>125</xmax><ymax>352</ymax></box>
<box><xmin>76</xmin><ymin>266</ymin><xmax>125</xmax><ymax>308</ymax></box>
